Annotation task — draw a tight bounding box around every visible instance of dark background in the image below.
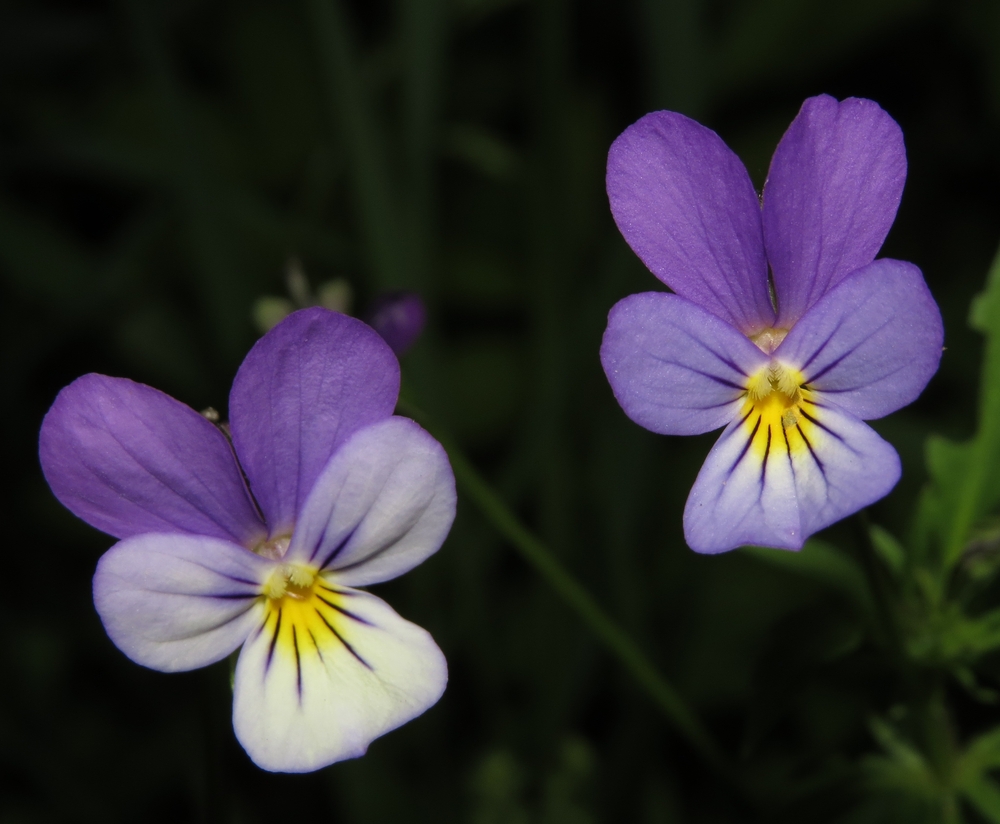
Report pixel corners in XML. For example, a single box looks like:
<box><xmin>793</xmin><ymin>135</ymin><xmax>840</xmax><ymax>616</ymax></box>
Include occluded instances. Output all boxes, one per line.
<box><xmin>2</xmin><ymin>0</ymin><xmax>999</xmax><ymax>821</ymax></box>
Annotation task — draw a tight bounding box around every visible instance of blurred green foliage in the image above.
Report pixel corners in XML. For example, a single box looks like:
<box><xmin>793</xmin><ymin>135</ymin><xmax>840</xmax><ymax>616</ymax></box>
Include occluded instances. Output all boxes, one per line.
<box><xmin>6</xmin><ymin>0</ymin><xmax>1000</xmax><ymax>822</ymax></box>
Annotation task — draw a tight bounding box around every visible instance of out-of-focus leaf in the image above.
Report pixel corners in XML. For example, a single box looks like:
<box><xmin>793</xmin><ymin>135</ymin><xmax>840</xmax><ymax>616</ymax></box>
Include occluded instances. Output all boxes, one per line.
<box><xmin>953</xmin><ymin>667</ymin><xmax>999</xmax><ymax>704</ymax></box>
<box><xmin>926</xmin><ymin>244</ymin><xmax>1000</xmax><ymax>569</ymax></box>
<box><xmin>958</xmin><ymin>725</ymin><xmax>1000</xmax><ymax>780</ymax></box>
<box><xmin>540</xmin><ymin>737</ymin><xmax>596</xmax><ymax>824</ymax></box>
<box><xmin>870</xmin><ymin>525</ymin><xmax>906</xmax><ymax>578</ymax></box>
<box><xmin>907</xmin><ymin>605</ymin><xmax>1000</xmax><ymax>666</ymax></box>
<box><xmin>962</xmin><ymin>775</ymin><xmax>1000</xmax><ymax>823</ymax></box>
<box><xmin>744</xmin><ymin>540</ymin><xmax>875</xmax><ymax>623</ymax></box>
<box><xmin>862</xmin><ymin>718</ymin><xmax>940</xmax><ymax>801</ymax></box>
<box><xmin>468</xmin><ymin>750</ymin><xmax>530</xmax><ymax>824</ymax></box>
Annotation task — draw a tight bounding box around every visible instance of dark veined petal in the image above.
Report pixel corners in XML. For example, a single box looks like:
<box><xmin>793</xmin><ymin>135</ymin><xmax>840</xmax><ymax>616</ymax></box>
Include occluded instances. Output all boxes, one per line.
<box><xmin>229</xmin><ymin>308</ymin><xmax>400</xmax><ymax>536</ymax></box>
<box><xmin>775</xmin><ymin>259</ymin><xmax>943</xmax><ymax>420</ymax></box>
<box><xmin>39</xmin><ymin>374</ymin><xmax>266</xmax><ymax>545</ymax></box>
<box><xmin>763</xmin><ymin>95</ymin><xmax>907</xmax><ymax>326</ymax></box>
<box><xmin>285</xmin><ymin>417</ymin><xmax>456</xmax><ymax>586</ymax></box>
<box><xmin>607</xmin><ymin>111</ymin><xmax>775</xmax><ymax>335</ymax></box>
<box><xmin>600</xmin><ymin>292</ymin><xmax>769</xmax><ymax>436</ymax></box>
<box><xmin>683</xmin><ymin>395</ymin><xmax>900</xmax><ymax>554</ymax></box>
<box><xmin>232</xmin><ymin>583</ymin><xmax>447</xmax><ymax>773</ymax></box>
<box><xmin>93</xmin><ymin>534</ymin><xmax>272</xmax><ymax>671</ymax></box>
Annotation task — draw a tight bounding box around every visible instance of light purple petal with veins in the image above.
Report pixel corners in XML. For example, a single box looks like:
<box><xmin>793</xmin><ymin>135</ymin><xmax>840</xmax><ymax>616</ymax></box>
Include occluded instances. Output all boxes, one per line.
<box><xmin>775</xmin><ymin>259</ymin><xmax>943</xmax><ymax>420</ymax></box>
<box><xmin>286</xmin><ymin>417</ymin><xmax>456</xmax><ymax>586</ymax></box>
<box><xmin>39</xmin><ymin>375</ymin><xmax>266</xmax><ymax>545</ymax></box>
<box><xmin>684</xmin><ymin>399</ymin><xmax>900</xmax><ymax>554</ymax></box>
<box><xmin>93</xmin><ymin>534</ymin><xmax>272</xmax><ymax>671</ymax></box>
<box><xmin>600</xmin><ymin>292</ymin><xmax>769</xmax><ymax>436</ymax></box>
<box><xmin>607</xmin><ymin>111</ymin><xmax>775</xmax><ymax>335</ymax></box>
<box><xmin>763</xmin><ymin>95</ymin><xmax>907</xmax><ymax>326</ymax></box>
<box><xmin>229</xmin><ymin>308</ymin><xmax>400</xmax><ymax>536</ymax></box>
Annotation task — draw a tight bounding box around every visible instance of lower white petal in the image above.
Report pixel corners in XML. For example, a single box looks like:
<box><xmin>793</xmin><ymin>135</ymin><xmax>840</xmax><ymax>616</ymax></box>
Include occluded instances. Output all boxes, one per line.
<box><xmin>232</xmin><ymin>580</ymin><xmax>447</xmax><ymax>773</ymax></box>
<box><xmin>684</xmin><ymin>394</ymin><xmax>900</xmax><ymax>553</ymax></box>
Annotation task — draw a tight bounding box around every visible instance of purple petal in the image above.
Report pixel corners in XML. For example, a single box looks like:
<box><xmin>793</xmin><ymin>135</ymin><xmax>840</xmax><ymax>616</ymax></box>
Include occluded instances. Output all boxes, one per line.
<box><xmin>39</xmin><ymin>375</ymin><xmax>266</xmax><ymax>544</ymax></box>
<box><xmin>93</xmin><ymin>534</ymin><xmax>272</xmax><ymax>671</ymax></box>
<box><xmin>232</xmin><ymin>585</ymin><xmax>447</xmax><ymax>772</ymax></box>
<box><xmin>763</xmin><ymin>95</ymin><xmax>907</xmax><ymax>326</ymax></box>
<box><xmin>229</xmin><ymin>308</ymin><xmax>400</xmax><ymax>536</ymax></box>
<box><xmin>775</xmin><ymin>259</ymin><xmax>943</xmax><ymax>420</ymax></box>
<box><xmin>684</xmin><ymin>397</ymin><xmax>900</xmax><ymax>553</ymax></box>
<box><xmin>607</xmin><ymin>111</ymin><xmax>775</xmax><ymax>335</ymax></box>
<box><xmin>600</xmin><ymin>292</ymin><xmax>769</xmax><ymax>435</ymax></box>
<box><xmin>286</xmin><ymin>417</ymin><xmax>456</xmax><ymax>586</ymax></box>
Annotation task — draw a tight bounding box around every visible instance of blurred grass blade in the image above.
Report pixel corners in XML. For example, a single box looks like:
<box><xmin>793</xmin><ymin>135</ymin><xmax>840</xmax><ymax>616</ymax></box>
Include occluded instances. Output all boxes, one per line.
<box><xmin>398</xmin><ymin>397</ymin><xmax>730</xmax><ymax>776</ymax></box>
<box><xmin>304</xmin><ymin>0</ymin><xmax>404</xmax><ymax>289</ymax></box>
<box><xmin>399</xmin><ymin>0</ymin><xmax>446</xmax><ymax>291</ymax></box>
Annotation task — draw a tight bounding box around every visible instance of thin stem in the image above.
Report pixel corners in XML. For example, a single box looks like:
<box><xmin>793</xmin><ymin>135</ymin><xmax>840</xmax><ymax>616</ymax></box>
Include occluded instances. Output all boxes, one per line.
<box><xmin>398</xmin><ymin>397</ymin><xmax>731</xmax><ymax>777</ymax></box>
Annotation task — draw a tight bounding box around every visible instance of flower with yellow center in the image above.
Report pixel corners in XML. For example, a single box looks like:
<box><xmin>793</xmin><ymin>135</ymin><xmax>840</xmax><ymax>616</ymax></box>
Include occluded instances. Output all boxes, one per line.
<box><xmin>41</xmin><ymin>308</ymin><xmax>457</xmax><ymax>772</ymax></box>
<box><xmin>600</xmin><ymin>95</ymin><xmax>944</xmax><ymax>553</ymax></box>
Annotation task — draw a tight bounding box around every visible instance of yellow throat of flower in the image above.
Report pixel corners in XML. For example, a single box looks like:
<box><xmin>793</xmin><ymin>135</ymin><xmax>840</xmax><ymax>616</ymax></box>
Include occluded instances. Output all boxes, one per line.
<box><xmin>741</xmin><ymin>361</ymin><xmax>817</xmax><ymax>459</ymax></box>
<box><xmin>259</xmin><ymin>563</ymin><xmax>369</xmax><ymax>679</ymax></box>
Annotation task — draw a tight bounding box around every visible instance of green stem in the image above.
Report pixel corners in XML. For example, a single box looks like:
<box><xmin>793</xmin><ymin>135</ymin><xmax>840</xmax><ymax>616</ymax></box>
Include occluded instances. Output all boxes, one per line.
<box><xmin>398</xmin><ymin>399</ymin><xmax>730</xmax><ymax>776</ymax></box>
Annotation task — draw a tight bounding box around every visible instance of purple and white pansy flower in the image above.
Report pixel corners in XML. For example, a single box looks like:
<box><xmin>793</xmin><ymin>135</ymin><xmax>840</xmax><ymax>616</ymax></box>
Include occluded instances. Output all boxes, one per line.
<box><xmin>601</xmin><ymin>95</ymin><xmax>943</xmax><ymax>554</ymax></box>
<box><xmin>39</xmin><ymin>307</ymin><xmax>455</xmax><ymax>772</ymax></box>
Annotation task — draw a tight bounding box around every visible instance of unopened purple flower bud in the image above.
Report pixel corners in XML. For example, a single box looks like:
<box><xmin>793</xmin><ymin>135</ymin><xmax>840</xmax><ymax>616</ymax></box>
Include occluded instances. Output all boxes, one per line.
<box><xmin>366</xmin><ymin>291</ymin><xmax>427</xmax><ymax>355</ymax></box>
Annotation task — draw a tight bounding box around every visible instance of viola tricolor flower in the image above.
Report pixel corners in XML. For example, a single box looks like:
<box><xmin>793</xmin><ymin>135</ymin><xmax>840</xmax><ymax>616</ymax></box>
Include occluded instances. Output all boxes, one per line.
<box><xmin>39</xmin><ymin>308</ymin><xmax>455</xmax><ymax>771</ymax></box>
<box><xmin>600</xmin><ymin>95</ymin><xmax>943</xmax><ymax>554</ymax></box>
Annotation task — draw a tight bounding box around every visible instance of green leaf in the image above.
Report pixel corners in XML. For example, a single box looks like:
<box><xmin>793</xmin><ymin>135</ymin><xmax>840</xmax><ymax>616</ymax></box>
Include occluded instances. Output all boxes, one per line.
<box><xmin>962</xmin><ymin>776</ymin><xmax>1000</xmax><ymax>823</ymax></box>
<box><xmin>931</xmin><ymin>243</ymin><xmax>1000</xmax><ymax>568</ymax></box>
<box><xmin>959</xmin><ymin>725</ymin><xmax>1000</xmax><ymax>777</ymax></box>
<box><xmin>907</xmin><ymin>605</ymin><xmax>1000</xmax><ymax>667</ymax></box>
<box><xmin>862</xmin><ymin>717</ymin><xmax>939</xmax><ymax>800</ymax></box>
<box><xmin>870</xmin><ymin>524</ymin><xmax>906</xmax><ymax>578</ymax></box>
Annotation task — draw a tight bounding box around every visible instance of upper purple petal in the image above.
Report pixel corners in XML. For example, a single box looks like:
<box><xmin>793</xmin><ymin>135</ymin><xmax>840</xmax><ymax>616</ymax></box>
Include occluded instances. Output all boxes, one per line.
<box><xmin>39</xmin><ymin>374</ymin><xmax>266</xmax><ymax>545</ymax></box>
<box><xmin>600</xmin><ymin>292</ymin><xmax>769</xmax><ymax>435</ymax></box>
<box><xmin>763</xmin><ymin>95</ymin><xmax>907</xmax><ymax>326</ymax></box>
<box><xmin>607</xmin><ymin>111</ymin><xmax>775</xmax><ymax>335</ymax></box>
<box><xmin>775</xmin><ymin>259</ymin><xmax>943</xmax><ymax>420</ymax></box>
<box><xmin>229</xmin><ymin>308</ymin><xmax>400</xmax><ymax>536</ymax></box>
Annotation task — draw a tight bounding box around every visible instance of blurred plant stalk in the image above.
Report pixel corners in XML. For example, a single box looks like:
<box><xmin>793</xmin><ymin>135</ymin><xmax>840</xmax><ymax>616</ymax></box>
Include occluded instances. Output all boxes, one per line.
<box><xmin>397</xmin><ymin>394</ymin><xmax>731</xmax><ymax>778</ymax></box>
